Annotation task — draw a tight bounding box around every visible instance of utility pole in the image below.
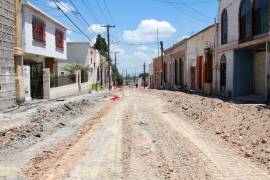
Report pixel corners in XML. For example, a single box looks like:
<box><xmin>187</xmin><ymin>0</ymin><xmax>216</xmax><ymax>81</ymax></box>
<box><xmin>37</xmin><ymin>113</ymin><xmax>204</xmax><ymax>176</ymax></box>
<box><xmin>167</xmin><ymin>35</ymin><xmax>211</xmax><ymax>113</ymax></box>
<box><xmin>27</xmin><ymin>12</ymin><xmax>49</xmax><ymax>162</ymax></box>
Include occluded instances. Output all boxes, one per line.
<box><xmin>143</xmin><ymin>62</ymin><xmax>146</xmax><ymax>89</ymax></box>
<box><xmin>160</xmin><ymin>41</ymin><xmax>164</xmax><ymax>88</ymax></box>
<box><xmin>101</xmin><ymin>24</ymin><xmax>115</xmax><ymax>91</ymax></box>
<box><xmin>14</xmin><ymin>0</ymin><xmax>25</xmax><ymax>104</ymax></box>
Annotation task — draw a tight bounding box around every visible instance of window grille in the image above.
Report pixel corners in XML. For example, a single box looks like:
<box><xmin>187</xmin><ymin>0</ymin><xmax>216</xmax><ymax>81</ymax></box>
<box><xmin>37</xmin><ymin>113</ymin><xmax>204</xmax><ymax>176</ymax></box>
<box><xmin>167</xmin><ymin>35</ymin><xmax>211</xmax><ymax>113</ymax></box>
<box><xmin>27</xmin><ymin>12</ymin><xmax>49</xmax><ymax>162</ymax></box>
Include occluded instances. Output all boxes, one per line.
<box><xmin>32</xmin><ymin>16</ymin><xmax>46</xmax><ymax>43</ymax></box>
<box><xmin>55</xmin><ymin>29</ymin><xmax>64</xmax><ymax>49</ymax></box>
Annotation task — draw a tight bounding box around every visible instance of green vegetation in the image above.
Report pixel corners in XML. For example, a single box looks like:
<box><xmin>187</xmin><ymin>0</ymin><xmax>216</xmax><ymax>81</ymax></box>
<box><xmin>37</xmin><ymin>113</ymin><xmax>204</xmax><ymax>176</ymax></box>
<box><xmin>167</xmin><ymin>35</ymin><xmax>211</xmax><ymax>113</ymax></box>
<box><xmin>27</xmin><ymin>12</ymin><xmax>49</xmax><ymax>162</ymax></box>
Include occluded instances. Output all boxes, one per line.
<box><xmin>94</xmin><ymin>34</ymin><xmax>123</xmax><ymax>85</ymax></box>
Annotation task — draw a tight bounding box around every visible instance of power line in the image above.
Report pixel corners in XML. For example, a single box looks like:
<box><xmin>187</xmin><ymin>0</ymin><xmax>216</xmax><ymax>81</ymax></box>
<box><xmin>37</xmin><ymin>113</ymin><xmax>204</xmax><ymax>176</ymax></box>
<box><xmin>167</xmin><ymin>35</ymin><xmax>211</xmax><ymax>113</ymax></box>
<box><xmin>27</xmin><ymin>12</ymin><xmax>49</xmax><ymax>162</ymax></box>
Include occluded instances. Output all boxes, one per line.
<box><xmin>68</xmin><ymin>0</ymin><xmax>98</xmax><ymax>35</ymax></box>
<box><xmin>152</xmin><ymin>0</ymin><xmax>214</xmax><ymax>22</ymax></box>
<box><xmin>80</xmin><ymin>0</ymin><xmax>101</xmax><ymax>23</ymax></box>
<box><xmin>103</xmin><ymin>0</ymin><xmax>114</xmax><ymax>23</ymax></box>
<box><xmin>95</xmin><ymin>0</ymin><xmax>110</xmax><ymax>23</ymax></box>
<box><xmin>51</xmin><ymin>0</ymin><xmax>93</xmax><ymax>42</ymax></box>
<box><xmin>176</xmin><ymin>0</ymin><xmax>213</xmax><ymax>19</ymax></box>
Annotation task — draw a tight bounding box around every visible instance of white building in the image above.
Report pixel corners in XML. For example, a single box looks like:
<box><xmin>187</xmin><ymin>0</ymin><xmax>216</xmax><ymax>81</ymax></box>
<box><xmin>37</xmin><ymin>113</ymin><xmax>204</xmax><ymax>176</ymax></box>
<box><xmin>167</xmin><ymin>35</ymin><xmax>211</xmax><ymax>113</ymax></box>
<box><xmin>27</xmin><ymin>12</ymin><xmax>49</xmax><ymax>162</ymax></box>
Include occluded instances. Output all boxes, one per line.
<box><xmin>21</xmin><ymin>1</ymin><xmax>67</xmax><ymax>101</ymax></box>
<box><xmin>58</xmin><ymin>42</ymin><xmax>102</xmax><ymax>91</ymax></box>
<box><xmin>218</xmin><ymin>0</ymin><xmax>270</xmax><ymax>102</ymax></box>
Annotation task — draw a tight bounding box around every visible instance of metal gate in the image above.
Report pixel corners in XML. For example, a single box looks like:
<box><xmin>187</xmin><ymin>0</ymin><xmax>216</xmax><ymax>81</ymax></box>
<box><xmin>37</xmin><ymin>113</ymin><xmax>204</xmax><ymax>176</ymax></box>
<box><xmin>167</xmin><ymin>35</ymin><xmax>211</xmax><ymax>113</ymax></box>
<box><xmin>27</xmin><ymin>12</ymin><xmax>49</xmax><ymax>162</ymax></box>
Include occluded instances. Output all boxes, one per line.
<box><xmin>30</xmin><ymin>63</ymin><xmax>43</xmax><ymax>99</ymax></box>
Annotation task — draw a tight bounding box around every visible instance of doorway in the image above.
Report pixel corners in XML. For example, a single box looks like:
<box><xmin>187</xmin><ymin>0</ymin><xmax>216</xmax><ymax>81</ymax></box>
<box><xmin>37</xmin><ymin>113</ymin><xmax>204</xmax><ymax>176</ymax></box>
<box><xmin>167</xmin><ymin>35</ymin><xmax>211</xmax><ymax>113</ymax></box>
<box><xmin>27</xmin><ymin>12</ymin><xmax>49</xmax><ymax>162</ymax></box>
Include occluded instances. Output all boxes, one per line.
<box><xmin>197</xmin><ymin>56</ymin><xmax>203</xmax><ymax>90</ymax></box>
<box><xmin>24</xmin><ymin>62</ymin><xmax>44</xmax><ymax>99</ymax></box>
<box><xmin>220</xmin><ymin>55</ymin><xmax>226</xmax><ymax>95</ymax></box>
<box><xmin>254</xmin><ymin>51</ymin><xmax>266</xmax><ymax>96</ymax></box>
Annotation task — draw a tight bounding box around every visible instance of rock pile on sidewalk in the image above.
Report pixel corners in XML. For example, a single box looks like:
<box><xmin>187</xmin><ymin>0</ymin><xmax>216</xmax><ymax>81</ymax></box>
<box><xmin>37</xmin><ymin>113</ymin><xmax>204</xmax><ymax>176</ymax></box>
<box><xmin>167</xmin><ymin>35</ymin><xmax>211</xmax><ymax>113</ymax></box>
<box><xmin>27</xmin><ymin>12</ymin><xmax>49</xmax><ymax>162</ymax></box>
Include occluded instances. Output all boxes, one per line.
<box><xmin>0</xmin><ymin>93</ymin><xmax>111</xmax><ymax>153</ymax></box>
<box><xmin>158</xmin><ymin>90</ymin><xmax>270</xmax><ymax>171</ymax></box>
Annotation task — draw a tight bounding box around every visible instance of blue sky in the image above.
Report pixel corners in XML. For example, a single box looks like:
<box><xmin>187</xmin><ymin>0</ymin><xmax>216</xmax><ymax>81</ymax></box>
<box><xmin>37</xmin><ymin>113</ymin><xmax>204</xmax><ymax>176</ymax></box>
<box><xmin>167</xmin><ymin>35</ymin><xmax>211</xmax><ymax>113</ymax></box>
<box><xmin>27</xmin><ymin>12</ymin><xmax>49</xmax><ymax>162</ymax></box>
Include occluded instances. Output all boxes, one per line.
<box><xmin>29</xmin><ymin>0</ymin><xmax>218</xmax><ymax>75</ymax></box>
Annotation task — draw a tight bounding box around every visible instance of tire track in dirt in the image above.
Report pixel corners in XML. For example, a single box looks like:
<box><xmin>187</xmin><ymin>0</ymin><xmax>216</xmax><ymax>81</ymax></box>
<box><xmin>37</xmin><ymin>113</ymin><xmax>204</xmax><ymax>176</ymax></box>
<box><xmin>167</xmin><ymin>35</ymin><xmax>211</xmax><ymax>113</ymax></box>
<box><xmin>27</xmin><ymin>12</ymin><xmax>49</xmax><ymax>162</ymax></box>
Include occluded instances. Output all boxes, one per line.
<box><xmin>22</xmin><ymin>100</ymin><xmax>117</xmax><ymax>180</ymax></box>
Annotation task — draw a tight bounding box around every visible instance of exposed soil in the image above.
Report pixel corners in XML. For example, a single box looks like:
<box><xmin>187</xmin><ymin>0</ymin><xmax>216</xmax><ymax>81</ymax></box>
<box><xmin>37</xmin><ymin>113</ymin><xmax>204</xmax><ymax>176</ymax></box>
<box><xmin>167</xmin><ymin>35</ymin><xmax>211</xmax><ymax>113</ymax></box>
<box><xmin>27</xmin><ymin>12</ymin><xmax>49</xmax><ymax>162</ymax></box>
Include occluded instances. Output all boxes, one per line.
<box><xmin>154</xmin><ymin>89</ymin><xmax>270</xmax><ymax>173</ymax></box>
<box><xmin>1</xmin><ymin>88</ymin><xmax>269</xmax><ymax>179</ymax></box>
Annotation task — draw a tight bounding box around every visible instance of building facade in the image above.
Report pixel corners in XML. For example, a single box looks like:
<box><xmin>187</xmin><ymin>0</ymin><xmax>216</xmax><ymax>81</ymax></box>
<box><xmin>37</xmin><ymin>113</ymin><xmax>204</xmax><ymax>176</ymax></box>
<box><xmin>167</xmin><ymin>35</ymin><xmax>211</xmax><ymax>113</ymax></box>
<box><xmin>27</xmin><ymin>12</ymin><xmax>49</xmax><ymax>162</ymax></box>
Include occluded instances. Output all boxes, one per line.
<box><xmin>0</xmin><ymin>0</ymin><xmax>16</xmax><ymax>109</ymax></box>
<box><xmin>152</xmin><ymin>56</ymin><xmax>162</xmax><ymax>89</ymax></box>
<box><xmin>149</xmin><ymin>62</ymin><xmax>154</xmax><ymax>88</ymax></box>
<box><xmin>164</xmin><ymin>39</ymin><xmax>187</xmax><ymax>90</ymax></box>
<box><xmin>187</xmin><ymin>24</ymin><xmax>217</xmax><ymax>94</ymax></box>
<box><xmin>21</xmin><ymin>1</ymin><xmax>67</xmax><ymax>101</ymax></box>
<box><xmin>218</xmin><ymin>0</ymin><xmax>270</xmax><ymax>101</ymax></box>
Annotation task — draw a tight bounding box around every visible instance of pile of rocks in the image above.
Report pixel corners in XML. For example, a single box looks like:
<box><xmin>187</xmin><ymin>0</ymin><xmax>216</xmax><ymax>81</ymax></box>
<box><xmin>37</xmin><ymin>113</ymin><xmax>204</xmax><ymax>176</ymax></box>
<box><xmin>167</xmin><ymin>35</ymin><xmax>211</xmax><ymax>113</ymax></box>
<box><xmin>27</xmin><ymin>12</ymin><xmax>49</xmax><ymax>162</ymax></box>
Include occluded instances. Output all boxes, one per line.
<box><xmin>159</xmin><ymin>90</ymin><xmax>270</xmax><ymax>171</ymax></box>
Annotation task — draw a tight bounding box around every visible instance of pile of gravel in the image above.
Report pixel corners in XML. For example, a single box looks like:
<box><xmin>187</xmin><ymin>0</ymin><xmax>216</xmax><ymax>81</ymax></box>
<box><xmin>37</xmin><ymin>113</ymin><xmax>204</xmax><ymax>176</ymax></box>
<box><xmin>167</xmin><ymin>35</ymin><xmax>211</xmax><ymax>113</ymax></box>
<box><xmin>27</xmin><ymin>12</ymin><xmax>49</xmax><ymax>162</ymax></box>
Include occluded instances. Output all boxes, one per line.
<box><xmin>157</xmin><ymin>90</ymin><xmax>270</xmax><ymax>172</ymax></box>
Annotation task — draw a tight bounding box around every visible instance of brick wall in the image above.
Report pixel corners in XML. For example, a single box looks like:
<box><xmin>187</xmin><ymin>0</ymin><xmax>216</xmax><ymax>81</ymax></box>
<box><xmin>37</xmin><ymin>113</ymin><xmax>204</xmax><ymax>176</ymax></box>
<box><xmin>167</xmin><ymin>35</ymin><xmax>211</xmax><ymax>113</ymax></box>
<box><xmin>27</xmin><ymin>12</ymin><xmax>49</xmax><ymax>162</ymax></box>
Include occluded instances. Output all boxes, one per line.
<box><xmin>0</xmin><ymin>0</ymin><xmax>16</xmax><ymax>109</ymax></box>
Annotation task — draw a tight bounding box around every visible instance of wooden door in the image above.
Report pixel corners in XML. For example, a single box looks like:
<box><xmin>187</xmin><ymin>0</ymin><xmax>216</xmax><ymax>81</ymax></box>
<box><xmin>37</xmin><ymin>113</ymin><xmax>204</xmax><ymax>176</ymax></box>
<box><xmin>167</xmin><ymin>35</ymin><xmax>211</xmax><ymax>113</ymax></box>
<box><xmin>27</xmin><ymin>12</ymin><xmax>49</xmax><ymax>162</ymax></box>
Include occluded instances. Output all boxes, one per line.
<box><xmin>197</xmin><ymin>56</ymin><xmax>203</xmax><ymax>90</ymax></box>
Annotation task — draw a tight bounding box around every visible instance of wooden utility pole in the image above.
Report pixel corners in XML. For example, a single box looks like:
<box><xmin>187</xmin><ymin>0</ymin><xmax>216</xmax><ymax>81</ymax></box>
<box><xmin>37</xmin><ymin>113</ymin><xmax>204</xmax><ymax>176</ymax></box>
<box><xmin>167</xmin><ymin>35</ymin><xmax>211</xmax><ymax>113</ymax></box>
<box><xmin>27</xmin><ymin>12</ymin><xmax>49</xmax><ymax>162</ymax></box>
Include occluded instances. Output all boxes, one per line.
<box><xmin>160</xmin><ymin>41</ymin><xmax>164</xmax><ymax>88</ymax></box>
<box><xmin>101</xmin><ymin>24</ymin><xmax>115</xmax><ymax>90</ymax></box>
<box><xmin>143</xmin><ymin>63</ymin><xmax>146</xmax><ymax>89</ymax></box>
<box><xmin>14</xmin><ymin>0</ymin><xmax>25</xmax><ymax>104</ymax></box>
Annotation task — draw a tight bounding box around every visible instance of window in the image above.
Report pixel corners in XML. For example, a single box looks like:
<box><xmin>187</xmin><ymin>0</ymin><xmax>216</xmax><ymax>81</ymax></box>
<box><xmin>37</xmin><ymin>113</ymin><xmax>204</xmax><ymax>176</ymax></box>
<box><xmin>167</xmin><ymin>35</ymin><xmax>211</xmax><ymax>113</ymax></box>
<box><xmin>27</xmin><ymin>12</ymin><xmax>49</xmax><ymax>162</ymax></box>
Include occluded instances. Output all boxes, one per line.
<box><xmin>254</xmin><ymin>0</ymin><xmax>269</xmax><ymax>36</ymax></box>
<box><xmin>55</xmin><ymin>29</ymin><xmax>64</xmax><ymax>49</ymax></box>
<box><xmin>221</xmin><ymin>9</ymin><xmax>228</xmax><ymax>44</ymax></box>
<box><xmin>32</xmin><ymin>16</ymin><xmax>46</xmax><ymax>43</ymax></box>
<box><xmin>240</xmin><ymin>0</ymin><xmax>252</xmax><ymax>41</ymax></box>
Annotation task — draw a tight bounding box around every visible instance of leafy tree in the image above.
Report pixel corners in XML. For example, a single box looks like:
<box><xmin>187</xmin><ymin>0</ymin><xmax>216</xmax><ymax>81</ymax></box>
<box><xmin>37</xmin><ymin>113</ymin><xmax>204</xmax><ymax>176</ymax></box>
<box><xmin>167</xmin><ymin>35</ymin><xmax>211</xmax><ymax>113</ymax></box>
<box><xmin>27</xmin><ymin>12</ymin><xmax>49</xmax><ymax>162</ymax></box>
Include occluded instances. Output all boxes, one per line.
<box><xmin>139</xmin><ymin>73</ymin><xmax>149</xmax><ymax>78</ymax></box>
<box><xmin>94</xmin><ymin>34</ymin><xmax>108</xmax><ymax>58</ymax></box>
<box><xmin>64</xmin><ymin>64</ymin><xmax>90</xmax><ymax>82</ymax></box>
<box><xmin>112</xmin><ymin>64</ymin><xmax>123</xmax><ymax>85</ymax></box>
<box><xmin>94</xmin><ymin>34</ymin><xmax>123</xmax><ymax>85</ymax></box>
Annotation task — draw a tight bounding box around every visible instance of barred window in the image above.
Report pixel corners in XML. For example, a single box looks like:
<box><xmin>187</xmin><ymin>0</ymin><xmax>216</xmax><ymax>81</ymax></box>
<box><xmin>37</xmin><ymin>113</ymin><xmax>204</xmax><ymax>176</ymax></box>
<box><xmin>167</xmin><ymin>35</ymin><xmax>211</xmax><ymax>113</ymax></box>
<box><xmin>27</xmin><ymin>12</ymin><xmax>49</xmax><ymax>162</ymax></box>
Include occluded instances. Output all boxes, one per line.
<box><xmin>240</xmin><ymin>0</ymin><xmax>252</xmax><ymax>41</ymax></box>
<box><xmin>32</xmin><ymin>16</ymin><xmax>46</xmax><ymax>43</ymax></box>
<box><xmin>254</xmin><ymin>0</ymin><xmax>269</xmax><ymax>36</ymax></box>
<box><xmin>55</xmin><ymin>29</ymin><xmax>64</xmax><ymax>49</ymax></box>
<box><xmin>221</xmin><ymin>9</ymin><xmax>228</xmax><ymax>44</ymax></box>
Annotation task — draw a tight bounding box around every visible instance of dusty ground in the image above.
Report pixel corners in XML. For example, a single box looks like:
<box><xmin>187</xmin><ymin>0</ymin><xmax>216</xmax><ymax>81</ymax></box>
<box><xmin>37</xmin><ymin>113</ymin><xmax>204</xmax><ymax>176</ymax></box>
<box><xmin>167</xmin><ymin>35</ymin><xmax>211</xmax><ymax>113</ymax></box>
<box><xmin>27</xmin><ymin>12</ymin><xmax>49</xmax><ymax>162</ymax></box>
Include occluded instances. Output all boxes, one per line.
<box><xmin>154</xmin><ymin>90</ymin><xmax>270</xmax><ymax>173</ymax></box>
<box><xmin>0</xmin><ymin>88</ymin><xmax>270</xmax><ymax>179</ymax></box>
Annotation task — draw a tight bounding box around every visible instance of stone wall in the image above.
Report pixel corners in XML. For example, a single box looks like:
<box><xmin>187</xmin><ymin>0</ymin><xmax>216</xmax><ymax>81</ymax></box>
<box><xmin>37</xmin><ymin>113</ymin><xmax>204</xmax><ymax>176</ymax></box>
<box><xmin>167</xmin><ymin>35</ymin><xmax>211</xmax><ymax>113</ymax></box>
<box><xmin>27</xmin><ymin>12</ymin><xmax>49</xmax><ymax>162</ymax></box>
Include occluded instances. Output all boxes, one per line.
<box><xmin>0</xmin><ymin>0</ymin><xmax>16</xmax><ymax>109</ymax></box>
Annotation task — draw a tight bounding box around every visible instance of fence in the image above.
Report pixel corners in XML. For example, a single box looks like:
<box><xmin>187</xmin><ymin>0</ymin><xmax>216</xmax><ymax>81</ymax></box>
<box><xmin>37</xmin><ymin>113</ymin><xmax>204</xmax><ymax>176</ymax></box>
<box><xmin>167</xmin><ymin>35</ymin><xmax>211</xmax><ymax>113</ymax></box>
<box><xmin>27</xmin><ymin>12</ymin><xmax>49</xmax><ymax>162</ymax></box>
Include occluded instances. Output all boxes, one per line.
<box><xmin>81</xmin><ymin>71</ymin><xmax>88</xmax><ymax>83</ymax></box>
<box><xmin>50</xmin><ymin>74</ymin><xmax>76</xmax><ymax>88</ymax></box>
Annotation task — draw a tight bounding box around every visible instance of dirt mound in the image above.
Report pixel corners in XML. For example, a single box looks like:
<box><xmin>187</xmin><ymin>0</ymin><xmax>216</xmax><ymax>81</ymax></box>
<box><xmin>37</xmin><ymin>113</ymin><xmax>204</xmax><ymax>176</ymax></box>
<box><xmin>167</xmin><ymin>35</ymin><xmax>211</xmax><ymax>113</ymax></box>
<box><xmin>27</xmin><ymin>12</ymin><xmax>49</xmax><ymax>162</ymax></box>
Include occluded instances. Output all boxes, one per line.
<box><xmin>156</xmin><ymin>90</ymin><xmax>270</xmax><ymax>172</ymax></box>
<box><xmin>0</xmin><ymin>93</ymin><xmax>110</xmax><ymax>153</ymax></box>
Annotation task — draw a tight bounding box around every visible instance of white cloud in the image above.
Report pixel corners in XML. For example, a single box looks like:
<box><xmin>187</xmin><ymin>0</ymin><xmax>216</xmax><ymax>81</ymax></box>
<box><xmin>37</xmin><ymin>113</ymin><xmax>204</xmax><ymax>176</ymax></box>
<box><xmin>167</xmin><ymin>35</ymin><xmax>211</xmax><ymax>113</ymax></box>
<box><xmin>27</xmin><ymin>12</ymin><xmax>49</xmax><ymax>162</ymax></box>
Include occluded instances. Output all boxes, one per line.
<box><xmin>88</xmin><ymin>24</ymin><xmax>106</xmax><ymax>33</ymax></box>
<box><xmin>66</xmin><ymin>37</ymin><xmax>71</xmax><ymax>42</ymax></box>
<box><xmin>137</xmin><ymin>45</ymin><xmax>148</xmax><ymax>51</ymax></box>
<box><xmin>48</xmin><ymin>1</ymin><xmax>74</xmax><ymax>13</ymax></box>
<box><xmin>117</xmin><ymin>46</ymin><xmax>158</xmax><ymax>74</ymax></box>
<box><xmin>122</xmin><ymin>19</ymin><xmax>176</xmax><ymax>43</ymax></box>
<box><xmin>178</xmin><ymin>35</ymin><xmax>190</xmax><ymax>41</ymax></box>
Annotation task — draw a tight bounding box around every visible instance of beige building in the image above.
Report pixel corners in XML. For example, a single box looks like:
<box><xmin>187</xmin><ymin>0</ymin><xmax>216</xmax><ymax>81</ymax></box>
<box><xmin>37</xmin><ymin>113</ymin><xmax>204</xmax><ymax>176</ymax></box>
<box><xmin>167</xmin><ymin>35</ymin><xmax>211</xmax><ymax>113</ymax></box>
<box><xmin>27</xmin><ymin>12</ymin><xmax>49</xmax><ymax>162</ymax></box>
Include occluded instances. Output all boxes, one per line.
<box><xmin>186</xmin><ymin>24</ymin><xmax>218</xmax><ymax>94</ymax></box>
<box><xmin>164</xmin><ymin>39</ymin><xmax>187</xmax><ymax>90</ymax></box>
<box><xmin>152</xmin><ymin>56</ymin><xmax>162</xmax><ymax>89</ymax></box>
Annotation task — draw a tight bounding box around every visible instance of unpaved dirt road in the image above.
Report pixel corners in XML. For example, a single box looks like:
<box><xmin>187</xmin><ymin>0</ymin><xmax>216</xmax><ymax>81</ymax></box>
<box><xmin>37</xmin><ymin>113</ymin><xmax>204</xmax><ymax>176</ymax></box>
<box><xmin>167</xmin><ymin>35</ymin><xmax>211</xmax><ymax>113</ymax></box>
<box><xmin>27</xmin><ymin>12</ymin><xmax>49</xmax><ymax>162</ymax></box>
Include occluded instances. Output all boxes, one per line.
<box><xmin>3</xmin><ymin>89</ymin><xmax>270</xmax><ymax>179</ymax></box>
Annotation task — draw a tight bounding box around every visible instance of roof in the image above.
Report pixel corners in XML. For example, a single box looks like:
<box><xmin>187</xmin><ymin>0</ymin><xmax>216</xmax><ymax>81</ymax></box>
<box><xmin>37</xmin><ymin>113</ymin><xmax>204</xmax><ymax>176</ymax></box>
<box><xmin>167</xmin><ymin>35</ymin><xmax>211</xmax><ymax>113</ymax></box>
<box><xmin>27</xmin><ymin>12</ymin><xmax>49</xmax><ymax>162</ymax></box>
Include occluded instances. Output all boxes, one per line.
<box><xmin>187</xmin><ymin>24</ymin><xmax>217</xmax><ymax>40</ymax></box>
<box><xmin>22</xmin><ymin>1</ymin><xmax>68</xmax><ymax>30</ymax></box>
<box><xmin>165</xmin><ymin>38</ymin><xmax>187</xmax><ymax>53</ymax></box>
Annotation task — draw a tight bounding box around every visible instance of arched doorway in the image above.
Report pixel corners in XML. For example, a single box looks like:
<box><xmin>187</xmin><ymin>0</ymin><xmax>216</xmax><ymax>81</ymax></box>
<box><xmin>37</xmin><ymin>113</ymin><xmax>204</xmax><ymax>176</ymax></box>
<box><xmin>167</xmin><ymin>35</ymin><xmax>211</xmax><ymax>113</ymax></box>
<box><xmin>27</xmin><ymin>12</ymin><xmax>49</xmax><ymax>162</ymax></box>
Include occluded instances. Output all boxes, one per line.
<box><xmin>220</xmin><ymin>55</ymin><xmax>227</xmax><ymax>95</ymax></box>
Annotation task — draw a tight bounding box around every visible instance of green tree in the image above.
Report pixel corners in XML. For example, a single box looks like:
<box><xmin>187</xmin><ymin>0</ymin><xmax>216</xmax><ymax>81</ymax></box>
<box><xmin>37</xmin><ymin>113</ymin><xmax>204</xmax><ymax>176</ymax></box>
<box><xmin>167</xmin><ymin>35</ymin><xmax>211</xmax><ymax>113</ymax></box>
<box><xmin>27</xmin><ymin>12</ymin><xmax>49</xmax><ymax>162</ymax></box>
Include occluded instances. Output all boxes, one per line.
<box><xmin>64</xmin><ymin>64</ymin><xmax>90</xmax><ymax>83</ymax></box>
<box><xmin>112</xmin><ymin>64</ymin><xmax>123</xmax><ymax>85</ymax></box>
<box><xmin>94</xmin><ymin>34</ymin><xmax>108</xmax><ymax>58</ymax></box>
<box><xmin>94</xmin><ymin>34</ymin><xmax>123</xmax><ymax>85</ymax></box>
